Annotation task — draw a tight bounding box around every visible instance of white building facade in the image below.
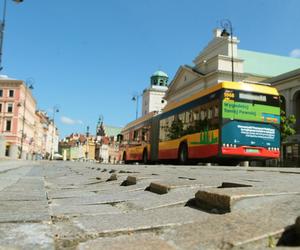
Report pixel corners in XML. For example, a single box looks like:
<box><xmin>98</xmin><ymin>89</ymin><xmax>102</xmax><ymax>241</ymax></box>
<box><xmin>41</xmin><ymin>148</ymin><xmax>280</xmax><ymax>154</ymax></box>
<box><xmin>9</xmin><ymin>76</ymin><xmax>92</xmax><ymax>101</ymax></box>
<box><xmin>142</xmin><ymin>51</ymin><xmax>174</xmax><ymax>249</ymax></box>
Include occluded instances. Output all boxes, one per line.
<box><xmin>142</xmin><ymin>70</ymin><xmax>169</xmax><ymax>116</ymax></box>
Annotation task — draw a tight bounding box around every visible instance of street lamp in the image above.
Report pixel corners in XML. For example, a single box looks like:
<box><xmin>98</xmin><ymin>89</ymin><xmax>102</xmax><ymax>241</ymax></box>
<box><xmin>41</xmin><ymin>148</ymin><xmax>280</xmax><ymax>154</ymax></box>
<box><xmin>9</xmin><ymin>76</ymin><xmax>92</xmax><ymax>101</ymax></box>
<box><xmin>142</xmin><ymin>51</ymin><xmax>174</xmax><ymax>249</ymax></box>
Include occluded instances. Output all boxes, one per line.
<box><xmin>0</xmin><ymin>0</ymin><xmax>24</xmax><ymax>72</ymax></box>
<box><xmin>132</xmin><ymin>94</ymin><xmax>141</xmax><ymax>120</ymax></box>
<box><xmin>85</xmin><ymin>125</ymin><xmax>89</xmax><ymax>161</ymax></box>
<box><xmin>18</xmin><ymin>79</ymin><xmax>33</xmax><ymax>159</ymax></box>
<box><xmin>50</xmin><ymin>106</ymin><xmax>59</xmax><ymax>160</ymax></box>
<box><xmin>221</xmin><ymin>19</ymin><xmax>234</xmax><ymax>82</ymax></box>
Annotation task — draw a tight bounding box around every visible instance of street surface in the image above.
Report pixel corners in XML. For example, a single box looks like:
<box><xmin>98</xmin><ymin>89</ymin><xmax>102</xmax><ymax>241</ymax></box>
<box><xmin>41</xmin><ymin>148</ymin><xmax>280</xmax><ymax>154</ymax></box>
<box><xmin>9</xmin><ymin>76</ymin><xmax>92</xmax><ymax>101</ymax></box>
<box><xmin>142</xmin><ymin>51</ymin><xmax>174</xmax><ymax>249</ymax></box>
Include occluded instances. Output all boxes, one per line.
<box><xmin>0</xmin><ymin>160</ymin><xmax>299</xmax><ymax>250</ymax></box>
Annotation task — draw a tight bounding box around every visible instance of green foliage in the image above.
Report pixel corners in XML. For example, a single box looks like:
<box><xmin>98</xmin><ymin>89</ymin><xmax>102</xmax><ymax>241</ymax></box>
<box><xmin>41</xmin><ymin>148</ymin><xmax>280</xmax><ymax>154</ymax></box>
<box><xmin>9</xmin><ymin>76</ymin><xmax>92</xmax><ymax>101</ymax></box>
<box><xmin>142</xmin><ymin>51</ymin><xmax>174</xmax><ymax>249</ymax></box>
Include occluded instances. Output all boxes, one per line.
<box><xmin>168</xmin><ymin>119</ymin><xmax>183</xmax><ymax>140</ymax></box>
<box><xmin>280</xmin><ymin>109</ymin><xmax>296</xmax><ymax>142</ymax></box>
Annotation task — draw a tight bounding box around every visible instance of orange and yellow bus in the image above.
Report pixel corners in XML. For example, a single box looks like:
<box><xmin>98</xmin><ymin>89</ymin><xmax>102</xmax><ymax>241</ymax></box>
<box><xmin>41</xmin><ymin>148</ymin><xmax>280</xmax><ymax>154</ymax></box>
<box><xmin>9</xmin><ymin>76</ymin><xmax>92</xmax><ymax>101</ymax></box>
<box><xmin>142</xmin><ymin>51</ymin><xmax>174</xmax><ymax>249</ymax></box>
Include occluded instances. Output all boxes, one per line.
<box><xmin>120</xmin><ymin>82</ymin><xmax>280</xmax><ymax>165</ymax></box>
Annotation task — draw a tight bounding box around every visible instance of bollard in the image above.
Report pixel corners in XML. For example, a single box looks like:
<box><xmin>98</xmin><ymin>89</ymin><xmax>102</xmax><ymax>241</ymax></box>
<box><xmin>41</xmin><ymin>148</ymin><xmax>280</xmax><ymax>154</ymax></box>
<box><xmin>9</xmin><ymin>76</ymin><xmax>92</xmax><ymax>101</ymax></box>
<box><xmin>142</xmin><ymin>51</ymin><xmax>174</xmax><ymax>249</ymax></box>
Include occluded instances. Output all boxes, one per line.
<box><xmin>241</xmin><ymin>161</ymin><xmax>249</xmax><ymax>167</ymax></box>
<box><xmin>106</xmin><ymin>173</ymin><xmax>117</xmax><ymax>182</ymax></box>
<box><xmin>146</xmin><ymin>182</ymin><xmax>171</xmax><ymax>194</ymax></box>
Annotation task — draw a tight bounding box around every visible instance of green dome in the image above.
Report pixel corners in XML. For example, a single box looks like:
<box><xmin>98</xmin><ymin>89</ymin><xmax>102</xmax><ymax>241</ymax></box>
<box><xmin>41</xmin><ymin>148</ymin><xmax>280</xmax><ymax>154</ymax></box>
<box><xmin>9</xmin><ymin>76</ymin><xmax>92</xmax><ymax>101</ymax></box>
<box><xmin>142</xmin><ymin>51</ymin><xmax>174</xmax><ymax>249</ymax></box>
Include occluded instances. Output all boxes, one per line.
<box><xmin>152</xmin><ymin>70</ymin><xmax>168</xmax><ymax>78</ymax></box>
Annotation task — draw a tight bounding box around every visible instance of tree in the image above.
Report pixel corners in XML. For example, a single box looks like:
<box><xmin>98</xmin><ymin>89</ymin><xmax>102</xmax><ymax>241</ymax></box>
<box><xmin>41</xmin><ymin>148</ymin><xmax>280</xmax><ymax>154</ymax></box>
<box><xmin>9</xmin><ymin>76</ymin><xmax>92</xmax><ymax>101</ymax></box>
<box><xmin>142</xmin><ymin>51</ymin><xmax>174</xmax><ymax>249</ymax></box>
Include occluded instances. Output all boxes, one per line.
<box><xmin>280</xmin><ymin>109</ymin><xmax>296</xmax><ymax>142</ymax></box>
<box><xmin>168</xmin><ymin>119</ymin><xmax>183</xmax><ymax>140</ymax></box>
<box><xmin>279</xmin><ymin>109</ymin><xmax>296</xmax><ymax>166</ymax></box>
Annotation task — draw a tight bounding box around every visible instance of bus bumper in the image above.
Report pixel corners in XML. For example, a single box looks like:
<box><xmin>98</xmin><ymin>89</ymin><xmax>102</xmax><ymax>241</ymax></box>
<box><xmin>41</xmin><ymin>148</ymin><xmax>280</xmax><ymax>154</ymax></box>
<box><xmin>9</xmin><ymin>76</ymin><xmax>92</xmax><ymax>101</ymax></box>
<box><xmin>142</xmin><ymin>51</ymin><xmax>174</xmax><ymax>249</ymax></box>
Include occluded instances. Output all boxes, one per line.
<box><xmin>222</xmin><ymin>146</ymin><xmax>280</xmax><ymax>159</ymax></box>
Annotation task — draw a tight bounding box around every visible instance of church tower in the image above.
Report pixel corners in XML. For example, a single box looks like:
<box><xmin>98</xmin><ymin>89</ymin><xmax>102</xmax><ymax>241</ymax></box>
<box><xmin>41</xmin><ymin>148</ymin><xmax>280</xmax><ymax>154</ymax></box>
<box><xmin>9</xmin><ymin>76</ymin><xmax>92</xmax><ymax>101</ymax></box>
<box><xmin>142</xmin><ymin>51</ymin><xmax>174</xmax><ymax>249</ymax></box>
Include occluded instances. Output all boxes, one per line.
<box><xmin>142</xmin><ymin>70</ymin><xmax>169</xmax><ymax>116</ymax></box>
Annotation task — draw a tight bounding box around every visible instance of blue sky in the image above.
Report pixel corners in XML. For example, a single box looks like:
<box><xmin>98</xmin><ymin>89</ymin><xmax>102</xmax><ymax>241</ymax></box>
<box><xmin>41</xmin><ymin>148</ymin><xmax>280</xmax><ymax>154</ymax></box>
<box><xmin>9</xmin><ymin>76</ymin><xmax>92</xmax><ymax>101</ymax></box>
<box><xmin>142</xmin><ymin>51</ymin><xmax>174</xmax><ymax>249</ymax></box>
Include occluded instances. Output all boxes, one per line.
<box><xmin>3</xmin><ymin>0</ymin><xmax>300</xmax><ymax>137</ymax></box>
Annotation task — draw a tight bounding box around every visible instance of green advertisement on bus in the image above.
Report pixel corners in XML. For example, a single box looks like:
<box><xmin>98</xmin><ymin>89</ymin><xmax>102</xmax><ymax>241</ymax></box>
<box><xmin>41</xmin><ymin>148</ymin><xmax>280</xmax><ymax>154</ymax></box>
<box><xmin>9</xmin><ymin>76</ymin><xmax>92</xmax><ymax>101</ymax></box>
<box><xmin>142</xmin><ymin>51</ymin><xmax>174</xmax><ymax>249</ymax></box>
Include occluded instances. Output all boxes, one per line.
<box><xmin>222</xmin><ymin>101</ymin><xmax>280</xmax><ymax>124</ymax></box>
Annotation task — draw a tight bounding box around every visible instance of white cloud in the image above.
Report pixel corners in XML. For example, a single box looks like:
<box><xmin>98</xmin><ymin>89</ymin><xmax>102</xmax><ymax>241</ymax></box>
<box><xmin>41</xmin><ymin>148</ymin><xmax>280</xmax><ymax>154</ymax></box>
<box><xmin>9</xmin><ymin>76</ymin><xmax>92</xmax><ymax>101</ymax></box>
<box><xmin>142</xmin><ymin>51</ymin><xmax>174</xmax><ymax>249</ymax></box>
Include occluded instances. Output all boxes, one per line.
<box><xmin>61</xmin><ymin>116</ymin><xmax>83</xmax><ymax>125</ymax></box>
<box><xmin>289</xmin><ymin>49</ymin><xmax>300</xmax><ymax>58</ymax></box>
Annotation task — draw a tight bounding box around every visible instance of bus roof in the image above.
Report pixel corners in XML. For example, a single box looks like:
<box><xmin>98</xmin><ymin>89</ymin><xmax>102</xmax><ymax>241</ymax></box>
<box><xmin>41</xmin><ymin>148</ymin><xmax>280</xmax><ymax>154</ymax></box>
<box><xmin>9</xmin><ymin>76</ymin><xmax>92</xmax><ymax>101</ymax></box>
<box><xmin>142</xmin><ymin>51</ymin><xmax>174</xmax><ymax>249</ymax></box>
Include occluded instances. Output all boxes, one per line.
<box><xmin>163</xmin><ymin>81</ymin><xmax>279</xmax><ymax>113</ymax></box>
<box><xmin>121</xmin><ymin>111</ymin><xmax>158</xmax><ymax>133</ymax></box>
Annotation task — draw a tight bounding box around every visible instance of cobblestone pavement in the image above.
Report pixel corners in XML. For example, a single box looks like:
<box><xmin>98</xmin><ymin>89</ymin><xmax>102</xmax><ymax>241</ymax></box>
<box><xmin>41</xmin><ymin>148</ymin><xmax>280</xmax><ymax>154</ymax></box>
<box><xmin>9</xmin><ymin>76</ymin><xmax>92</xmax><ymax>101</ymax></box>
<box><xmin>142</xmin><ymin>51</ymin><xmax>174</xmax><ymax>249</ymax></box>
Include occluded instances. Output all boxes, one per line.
<box><xmin>0</xmin><ymin>161</ymin><xmax>299</xmax><ymax>250</ymax></box>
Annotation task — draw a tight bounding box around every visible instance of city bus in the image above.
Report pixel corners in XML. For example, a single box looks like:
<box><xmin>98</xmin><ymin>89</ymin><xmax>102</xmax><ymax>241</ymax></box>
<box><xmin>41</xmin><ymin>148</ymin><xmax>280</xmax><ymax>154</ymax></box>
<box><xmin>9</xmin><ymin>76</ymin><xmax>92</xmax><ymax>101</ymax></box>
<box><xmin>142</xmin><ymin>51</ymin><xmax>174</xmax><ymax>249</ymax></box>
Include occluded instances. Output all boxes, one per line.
<box><xmin>120</xmin><ymin>82</ymin><xmax>280</xmax><ymax>165</ymax></box>
<box><xmin>120</xmin><ymin>111</ymin><xmax>155</xmax><ymax>163</ymax></box>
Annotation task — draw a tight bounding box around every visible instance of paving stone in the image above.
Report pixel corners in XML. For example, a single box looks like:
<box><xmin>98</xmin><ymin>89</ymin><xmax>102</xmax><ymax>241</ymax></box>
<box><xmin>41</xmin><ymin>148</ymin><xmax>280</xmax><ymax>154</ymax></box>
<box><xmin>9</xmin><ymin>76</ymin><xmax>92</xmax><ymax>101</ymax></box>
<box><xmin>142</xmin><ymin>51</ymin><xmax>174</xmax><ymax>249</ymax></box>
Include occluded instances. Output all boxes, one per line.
<box><xmin>0</xmin><ymin>167</ymin><xmax>37</xmax><ymax>192</ymax></box>
<box><xmin>106</xmin><ymin>173</ymin><xmax>117</xmax><ymax>181</ymax></box>
<box><xmin>94</xmin><ymin>177</ymin><xmax>158</xmax><ymax>193</ymax></box>
<box><xmin>77</xmin><ymin>232</ymin><xmax>175</xmax><ymax>250</ymax></box>
<box><xmin>1</xmin><ymin>161</ymin><xmax>300</xmax><ymax>250</ymax></box>
<box><xmin>295</xmin><ymin>216</ymin><xmax>300</xmax><ymax>238</ymax></box>
<box><xmin>161</xmin><ymin>194</ymin><xmax>300</xmax><ymax>249</ymax></box>
<box><xmin>195</xmin><ymin>186</ymin><xmax>300</xmax><ymax>212</ymax></box>
<box><xmin>122</xmin><ymin>175</ymin><xmax>138</xmax><ymax>185</ymax></box>
<box><xmin>0</xmin><ymin>209</ymin><xmax>50</xmax><ymax>223</ymax></box>
<box><xmin>47</xmin><ymin>190</ymin><xmax>96</xmax><ymax>200</ymax></box>
<box><xmin>72</xmin><ymin>207</ymin><xmax>209</xmax><ymax>235</ymax></box>
<box><xmin>146</xmin><ymin>179</ymin><xmax>203</xmax><ymax>195</ymax></box>
<box><xmin>129</xmin><ymin>186</ymin><xmax>200</xmax><ymax>210</ymax></box>
<box><xmin>147</xmin><ymin>182</ymin><xmax>171</xmax><ymax>194</ymax></box>
<box><xmin>49</xmin><ymin>190</ymin><xmax>149</xmax><ymax>207</ymax></box>
<box><xmin>50</xmin><ymin>203</ymin><xmax>121</xmax><ymax>216</ymax></box>
<box><xmin>51</xmin><ymin>221</ymin><xmax>87</xmax><ymax>249</ymax></box>
<box><xmin>90</xmin><ymin>183</ymin><xmax>146</xmax><ymax>194</ymax></box>
<box><xmin>0</xmin><ymin>191</ymin><xmax>47</xmax><ymax>201</ymax></box>
<box><xmin>0</xmin><ymin>223</ymin><xmax>54</xmax><ymax>250</ymax></box>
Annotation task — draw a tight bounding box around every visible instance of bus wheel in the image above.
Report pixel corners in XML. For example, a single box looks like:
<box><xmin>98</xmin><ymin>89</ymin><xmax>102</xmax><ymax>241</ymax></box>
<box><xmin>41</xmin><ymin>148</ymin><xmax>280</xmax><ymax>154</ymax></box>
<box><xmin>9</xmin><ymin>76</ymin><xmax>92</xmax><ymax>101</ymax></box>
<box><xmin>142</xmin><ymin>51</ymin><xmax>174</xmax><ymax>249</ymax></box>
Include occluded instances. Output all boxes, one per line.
<box><xmin>142</xmin><ymin>150</ymin><xmax>148</xmax><ymax>164</ymax></box>
<box><xmin>178</xmin><ymin>143</ymin><xmax>188</xmax><ymax>165</ymax></box>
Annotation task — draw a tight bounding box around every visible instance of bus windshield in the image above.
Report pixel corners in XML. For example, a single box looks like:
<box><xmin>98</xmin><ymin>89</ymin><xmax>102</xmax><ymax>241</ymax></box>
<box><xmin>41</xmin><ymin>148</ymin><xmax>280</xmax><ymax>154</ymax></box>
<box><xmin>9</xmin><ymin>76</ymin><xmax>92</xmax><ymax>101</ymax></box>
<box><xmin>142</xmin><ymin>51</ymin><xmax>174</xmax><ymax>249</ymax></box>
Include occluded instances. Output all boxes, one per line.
<box><xmin>221</xmin><ymin>88</ymin><xmax>280</xmax><ymax>151</ymax></box>
<box><xmin>222</xmin><ymin>89</ymin><xmax>280</xmax><ymax>124</ymax></box>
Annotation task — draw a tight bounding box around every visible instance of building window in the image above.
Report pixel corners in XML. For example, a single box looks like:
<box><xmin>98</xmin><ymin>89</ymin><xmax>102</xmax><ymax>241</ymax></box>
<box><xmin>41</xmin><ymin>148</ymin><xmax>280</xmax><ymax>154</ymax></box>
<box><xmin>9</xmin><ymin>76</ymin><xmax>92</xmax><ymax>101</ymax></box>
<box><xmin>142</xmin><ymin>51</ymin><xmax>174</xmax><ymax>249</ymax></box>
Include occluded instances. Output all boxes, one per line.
<box><xmin>0</xmin><ymin>103</ymin><xmax>2</xmax><ymax>112</ymax></box>
<box><xmin>9</xmin><ymin>90</ymin><xmax>14</xmax><ymax>97</ymax></box>
<box><xmin>7</xmin><ymin>103</ymin><xmax>13</xmax><ymax>113</ymax></box>
<box><xmin>5</xmin><ymin>120</ymin><xmax>12</xmax><ymax>131</ymax></box>
<box><xmin>0</xmin><ymin>89</ymin><xmax>2</xmax><ymax>97</ymax></box>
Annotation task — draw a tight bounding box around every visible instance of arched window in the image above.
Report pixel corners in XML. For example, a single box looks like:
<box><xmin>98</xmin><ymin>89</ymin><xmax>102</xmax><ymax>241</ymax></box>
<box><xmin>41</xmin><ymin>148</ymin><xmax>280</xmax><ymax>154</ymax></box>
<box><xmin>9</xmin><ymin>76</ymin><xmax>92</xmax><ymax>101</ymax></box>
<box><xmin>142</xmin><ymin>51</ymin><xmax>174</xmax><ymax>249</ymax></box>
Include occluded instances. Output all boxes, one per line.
<box><xmin>293</xmin><ymin>91</ymin><xmax>300</xmax><ymax>133</ymax></box>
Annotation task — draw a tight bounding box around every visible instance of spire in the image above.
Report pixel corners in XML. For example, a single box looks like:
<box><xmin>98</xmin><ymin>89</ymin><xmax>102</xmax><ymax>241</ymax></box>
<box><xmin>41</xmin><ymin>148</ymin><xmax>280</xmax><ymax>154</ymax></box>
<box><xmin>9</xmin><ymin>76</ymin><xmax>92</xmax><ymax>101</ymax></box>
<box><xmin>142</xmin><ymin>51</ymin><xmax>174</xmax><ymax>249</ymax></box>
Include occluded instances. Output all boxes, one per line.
<box><xmin>150</xmin><ymin>70</ymin><xmax>169</xmax><ymax>87</ymax></box>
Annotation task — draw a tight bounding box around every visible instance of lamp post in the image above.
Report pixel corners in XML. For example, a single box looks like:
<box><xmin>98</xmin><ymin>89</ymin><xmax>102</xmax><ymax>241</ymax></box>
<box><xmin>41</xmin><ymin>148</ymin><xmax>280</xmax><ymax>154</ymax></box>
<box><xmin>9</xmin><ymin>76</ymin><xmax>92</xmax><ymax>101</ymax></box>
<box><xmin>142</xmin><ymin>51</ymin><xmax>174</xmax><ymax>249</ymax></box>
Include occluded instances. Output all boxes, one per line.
<box><xmin>0</xmin><ymin>0</ymin><xmax>24</xmax><ymax>72</ymax></box>
<box><xmin>85</xmin><ymin>125</ymin><xmax>89</xmax><ymax>161</ymax></box>
<box><xmin>132</xmin><ymin>94</ymin><xmax>141</xmax><ymax>120</ymax></box>
<box><xmin>50</xmin><ymin>106</ymin><xmax>59</xmax><ymax>160</ymax></box>
<box><xmin>221</xmin><ymin>19</ymin><xmax>234</xmax><ymax>82</ymax></box>
<box><xmin>18</xmin><ymin>79</ymin><xmax>33</xmax><ymax>159</ymax></box>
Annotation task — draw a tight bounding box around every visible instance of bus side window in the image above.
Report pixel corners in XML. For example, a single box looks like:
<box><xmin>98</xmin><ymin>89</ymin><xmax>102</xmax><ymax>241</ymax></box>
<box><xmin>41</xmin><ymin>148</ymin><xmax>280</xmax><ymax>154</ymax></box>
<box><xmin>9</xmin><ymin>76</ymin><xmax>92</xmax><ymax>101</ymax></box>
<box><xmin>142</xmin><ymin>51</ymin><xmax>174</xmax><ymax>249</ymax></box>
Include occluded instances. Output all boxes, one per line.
<box><xmin>214</xmin><ymin>106</ymin><xmax>219</xmax><ymax>118</ymax></box>
<box><xmin>200</xmin><ymin>110</ymin><xmax>206</xmax><ymax>120</ymax></box>
<box><xmin>208</xmin><ymin>108</ymin><xmax>213</xmax><ymax>120</ymax></box>
<box><xmin>133</xmin><ymin>130</ymin><xmax>139</xmax><ymax>141</ymax></box>
<box><xmin>142</xmin><ymin>130</ymin><xmax>145</xmax><ymax>141</ymax></box>
<box><xmin>142</xmin><ymin>127</ymin><xmax>149</xmax><ymax>142</ymax></box>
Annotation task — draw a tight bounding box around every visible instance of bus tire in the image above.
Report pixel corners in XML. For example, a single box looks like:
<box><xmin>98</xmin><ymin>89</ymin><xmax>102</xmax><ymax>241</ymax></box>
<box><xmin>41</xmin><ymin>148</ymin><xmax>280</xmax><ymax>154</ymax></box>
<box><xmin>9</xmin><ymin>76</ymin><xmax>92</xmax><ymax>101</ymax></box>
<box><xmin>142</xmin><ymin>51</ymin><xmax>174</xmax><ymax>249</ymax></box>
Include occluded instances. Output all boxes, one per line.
<box><xmin>142</xmin><ymin>149</ymin><xmax>148</xmax><ymax>164</ymax></box>
<box><xmin>178</xmin><ymin>143</ymin><xmax>188</xmax><ymax>165</ymax></box>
